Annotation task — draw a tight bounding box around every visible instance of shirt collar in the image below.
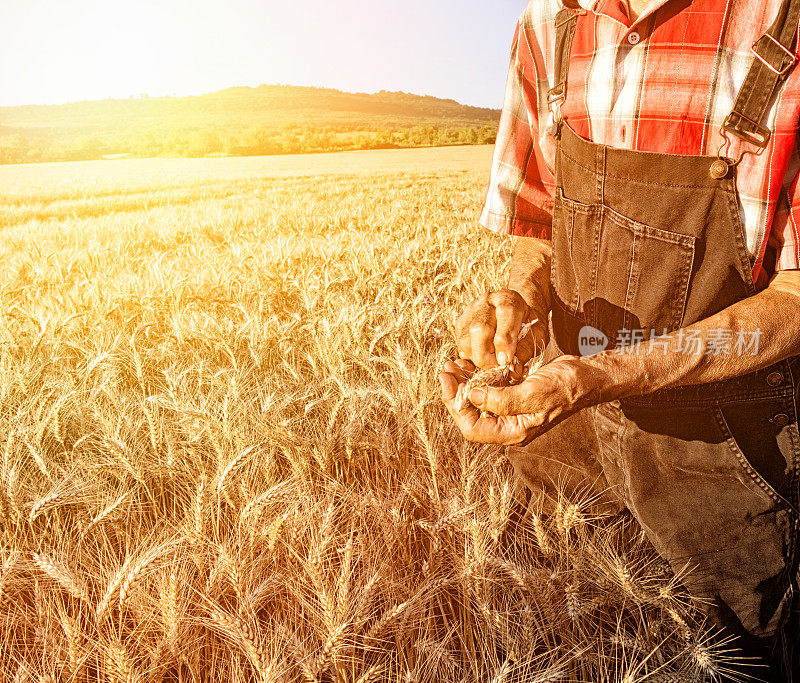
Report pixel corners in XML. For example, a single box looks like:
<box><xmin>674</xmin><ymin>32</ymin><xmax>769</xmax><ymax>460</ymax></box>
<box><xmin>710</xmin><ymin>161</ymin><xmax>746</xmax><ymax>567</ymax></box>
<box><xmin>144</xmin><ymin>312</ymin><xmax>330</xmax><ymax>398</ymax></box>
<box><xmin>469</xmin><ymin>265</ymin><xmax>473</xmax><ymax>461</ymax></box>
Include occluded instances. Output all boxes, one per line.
<box><xmin>573</xmin><ymin>0</ymin><xmax>680</xmax><ymax>28</ymax></box>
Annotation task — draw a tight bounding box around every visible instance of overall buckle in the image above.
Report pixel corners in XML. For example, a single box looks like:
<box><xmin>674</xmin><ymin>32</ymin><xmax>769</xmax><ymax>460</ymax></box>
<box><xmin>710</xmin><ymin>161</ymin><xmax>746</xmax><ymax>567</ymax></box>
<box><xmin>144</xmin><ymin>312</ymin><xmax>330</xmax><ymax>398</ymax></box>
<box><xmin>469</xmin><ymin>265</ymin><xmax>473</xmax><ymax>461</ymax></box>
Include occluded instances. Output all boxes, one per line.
<box><xmin>721</xmin><ymin>110</ymin><xmax>771</xmax><ymax>149</ymax></box>
<box><xmin>547</xmin><ymin>87</ymin><xmax>566</xmax><ymax>106</ymax></box>
<box><xmin>751</xmin><ymin>34</ymin><xmax>797</xmax><ymax>77</ymax></box>
<box><xmin>546</xmin><ymin>88</ymin><xmax>566</xmax><ymax>137</ymax></box>
<box><xmin>712</xmin><ymin>119</ymin><xmax>767</xmax><ymax>179</ymax></box>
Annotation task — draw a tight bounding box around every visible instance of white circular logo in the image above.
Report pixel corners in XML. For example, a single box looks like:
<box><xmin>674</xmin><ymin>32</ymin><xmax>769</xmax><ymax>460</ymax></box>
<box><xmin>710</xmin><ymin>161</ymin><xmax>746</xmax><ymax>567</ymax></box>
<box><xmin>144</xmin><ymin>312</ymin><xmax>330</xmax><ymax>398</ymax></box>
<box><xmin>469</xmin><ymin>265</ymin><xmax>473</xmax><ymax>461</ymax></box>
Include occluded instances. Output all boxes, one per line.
<box><xmin>578</xmin><ymin>325</ymin><xmax>609</xmax><ymax>356</ymax></box>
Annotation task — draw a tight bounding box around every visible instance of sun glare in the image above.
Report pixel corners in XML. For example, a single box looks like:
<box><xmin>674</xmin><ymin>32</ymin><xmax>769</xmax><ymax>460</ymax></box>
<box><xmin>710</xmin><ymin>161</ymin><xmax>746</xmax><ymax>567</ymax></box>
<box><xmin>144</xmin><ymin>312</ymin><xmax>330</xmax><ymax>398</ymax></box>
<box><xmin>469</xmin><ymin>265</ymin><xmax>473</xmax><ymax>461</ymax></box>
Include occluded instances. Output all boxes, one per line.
<box><xmin>2</xmin><ymin>1</ymin><xmax>211</xmax><ymax>105</ymax></box>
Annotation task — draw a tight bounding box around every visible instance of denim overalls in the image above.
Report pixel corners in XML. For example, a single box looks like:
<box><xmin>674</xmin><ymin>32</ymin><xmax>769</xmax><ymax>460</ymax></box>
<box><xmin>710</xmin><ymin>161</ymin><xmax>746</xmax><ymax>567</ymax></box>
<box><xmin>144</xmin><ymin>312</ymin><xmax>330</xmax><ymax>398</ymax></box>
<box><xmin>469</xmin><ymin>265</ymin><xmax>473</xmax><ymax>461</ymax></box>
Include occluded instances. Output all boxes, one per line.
<box><xmin>506</xmin><ymin>1</ymin><xmax>800</xmax><ymax>677</ymax></box>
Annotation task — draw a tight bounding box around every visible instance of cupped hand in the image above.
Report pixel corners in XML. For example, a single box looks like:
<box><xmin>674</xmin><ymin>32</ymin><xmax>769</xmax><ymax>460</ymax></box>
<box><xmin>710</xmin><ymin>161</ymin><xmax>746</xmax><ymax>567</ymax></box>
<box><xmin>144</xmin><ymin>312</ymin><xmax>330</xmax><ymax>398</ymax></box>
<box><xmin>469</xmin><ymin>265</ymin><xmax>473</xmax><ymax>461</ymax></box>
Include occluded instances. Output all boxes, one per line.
<box><xmin>439</xmin><ymin>355</ymin><xmax>612</xmax><ymax>445</ymax></box>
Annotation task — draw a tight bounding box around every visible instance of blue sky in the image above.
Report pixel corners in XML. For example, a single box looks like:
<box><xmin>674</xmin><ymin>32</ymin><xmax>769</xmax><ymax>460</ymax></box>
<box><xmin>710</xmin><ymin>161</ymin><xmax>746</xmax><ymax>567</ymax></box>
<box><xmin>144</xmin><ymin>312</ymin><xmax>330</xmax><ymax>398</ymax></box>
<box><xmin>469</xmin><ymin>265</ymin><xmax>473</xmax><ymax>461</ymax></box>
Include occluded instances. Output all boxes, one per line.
<box><xmin>1</xmin><ymin>0</ymin><xmax>526</xmax><ymax>108</ymax></box>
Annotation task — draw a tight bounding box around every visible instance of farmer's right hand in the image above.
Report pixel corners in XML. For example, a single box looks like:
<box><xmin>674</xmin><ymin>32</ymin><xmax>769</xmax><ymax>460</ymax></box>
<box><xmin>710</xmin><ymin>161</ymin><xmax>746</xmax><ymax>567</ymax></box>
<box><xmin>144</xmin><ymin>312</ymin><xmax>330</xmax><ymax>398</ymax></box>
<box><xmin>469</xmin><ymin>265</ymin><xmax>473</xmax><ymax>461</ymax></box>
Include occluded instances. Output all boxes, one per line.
<box><xmin>454</xmin><ymin>289</ymin><xmax>547</xmax><ymax>370</ymax></box>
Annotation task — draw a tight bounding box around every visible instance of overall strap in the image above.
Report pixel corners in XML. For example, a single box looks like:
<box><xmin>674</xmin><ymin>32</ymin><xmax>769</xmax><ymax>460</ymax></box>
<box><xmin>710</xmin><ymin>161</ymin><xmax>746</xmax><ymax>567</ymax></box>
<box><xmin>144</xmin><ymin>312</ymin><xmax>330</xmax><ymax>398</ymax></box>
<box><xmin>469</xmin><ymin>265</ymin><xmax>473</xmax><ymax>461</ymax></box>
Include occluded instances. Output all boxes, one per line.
<box><xmin>723</xmin><ymin>0</ymin><xmax>800</xmax><ymax>148</ymax></box>
<box><xmin>547</xmin><ymin>7</ymin><xmax>582</xmax><ymax>120</ymax></box>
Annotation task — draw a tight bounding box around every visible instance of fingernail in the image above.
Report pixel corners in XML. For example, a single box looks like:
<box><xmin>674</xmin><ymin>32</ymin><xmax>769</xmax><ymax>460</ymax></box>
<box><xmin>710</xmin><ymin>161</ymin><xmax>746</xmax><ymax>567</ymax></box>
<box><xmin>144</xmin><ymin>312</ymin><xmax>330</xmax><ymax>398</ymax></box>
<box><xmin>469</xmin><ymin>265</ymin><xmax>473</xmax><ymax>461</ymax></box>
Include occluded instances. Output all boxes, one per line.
<box><xmin>497</xmin><ymin>352</ymin><xmax>508</xmax><ymax>365</ymax></box>
<box><xmin>470</xmin><ymin>388</ymin><xmax>485</xmax><ymax>406</ymax></box>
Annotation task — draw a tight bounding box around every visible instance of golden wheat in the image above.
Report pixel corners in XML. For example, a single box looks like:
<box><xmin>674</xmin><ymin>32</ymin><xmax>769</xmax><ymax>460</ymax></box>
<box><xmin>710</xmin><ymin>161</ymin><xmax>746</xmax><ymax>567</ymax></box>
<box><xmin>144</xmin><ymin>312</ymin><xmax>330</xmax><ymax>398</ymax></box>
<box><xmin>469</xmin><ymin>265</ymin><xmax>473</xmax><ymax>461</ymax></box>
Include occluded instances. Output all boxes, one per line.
<box><xmin>0</xmin><ymin>155</ymin><xmax>754</xmax><ymax>682</ymax></box>
<box><xmin>31</xmin><ymin>553</ymin><xmax>90</xmax><ymax>603</ymax></box>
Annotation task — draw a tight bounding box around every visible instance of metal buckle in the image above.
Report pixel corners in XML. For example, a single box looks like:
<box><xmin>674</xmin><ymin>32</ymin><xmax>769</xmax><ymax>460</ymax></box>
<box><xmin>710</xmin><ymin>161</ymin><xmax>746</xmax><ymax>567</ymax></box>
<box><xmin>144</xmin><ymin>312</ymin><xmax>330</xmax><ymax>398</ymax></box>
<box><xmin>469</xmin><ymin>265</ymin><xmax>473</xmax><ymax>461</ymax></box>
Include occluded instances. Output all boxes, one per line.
<box><xmin>547</xmin><ymin>87</ymin><xmax>565</xmax><ymax>106</ymax></box>
<box><xmin>722</xmin><ymin>111</ymin><xmax>771</xmax><ymax>149</ymax></box>
<box><xmin>545</xmin><ymin>110</ymin><xmax>562</xmax><ymax>138</ymax></box>
<box><xmin>714</xmin><ymin>122</ymin><xmax>767</xmax><ymax>177</ymax></box>
<box><xmin>751</xmin><ymin>34</ymin><xmax>797</xmax><ymax>76</ymax></box>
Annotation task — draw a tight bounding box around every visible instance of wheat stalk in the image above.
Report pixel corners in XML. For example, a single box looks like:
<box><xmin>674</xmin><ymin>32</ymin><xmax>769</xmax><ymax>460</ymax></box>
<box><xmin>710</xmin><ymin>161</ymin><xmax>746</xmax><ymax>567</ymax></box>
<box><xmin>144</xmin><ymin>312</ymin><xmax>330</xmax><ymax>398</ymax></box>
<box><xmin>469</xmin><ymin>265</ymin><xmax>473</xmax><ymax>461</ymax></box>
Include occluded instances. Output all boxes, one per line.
<box><xmin>29</xmin><ymin>488</ymin><xmax>71</xmax><ymax>523</ymax></box>
<box><xmin>24</xmin><ymin>439</ymin><xmax>50</xmax><ymax>481</ymax></box>
<box><xmin>191</xmin><ymin>473</ymin><xmax>207</xmax><ymax>543</ymax></box>
<box><xmin>0</xmin><ymin>159</ymin><xmax>721</xmax><ymax>681</ymax></box>
<box><xmin>107</xmin><ymin>639</ymin><xmax>137</xmax><ymax>683</ymax></box>
<box><xmin>311</xmin><ymin>620</ymin><xmax>347</xmax><ymax>682</ymax></box>
<box><xmin>59</xmin><ymin>613</ymin><xmax>84</xmax><ymax>674</ymax></box>
<box><xmin>240</xmin><ymin>480</ymin><xmax>290</xmax><ymax>522</ymax></box>
<box><xmin>267</xmin><ymin>508</ymin><xmax>292</xmax><ymax>552</ymax></box>
<box><xmin>0</xmin><ymin>551</ymin><xmax>20</xmax><ymax>605</ymax></box>
<box><xmin>216</xmin><ymin>444</ymin><xmax>259</xmax><ymax>507</ymax></box>
<box><xmin>355</xmin><ymin>664</ymin><xmax>385</xmax><ymax>683</ymax></box>
<box><xmin>216</xmin><ymin>543</ymin><xmax>244</xmax><ymax>604</ymax></box>
<box><xmin>336</xmin><ymin>530</ymin><xmax>355</xmax><ymax>623</ymax></box>
<box><xmin>97</xmin><ymin>554</ymin><xmax>136</xmax><ymax>623</ymax></box>
<box><xmin>210</xmin><ymin>608</ymin><xmax>274</xmax><ymax>682</ymax></box>
<box><xmin>31</xmin><ymin>552</ymin><xmax>90</xmax><ymax>603</ymax></box>
<box><xmin>276</xmin><ymin>623</ymin><xmax>316</xmax><ymax>683</ymax></box>
<box><xmin>81</xmin><ymin>490</ymin><xmax>132</xmax><ymax>540</ymax></box>
<box><xmin>119</xmin><ymin>543</ymin><xmax>172</xmax><ymax>609</ymax></box>
<box><xmin>366</xmin><ymin>600</ymin><xmax>410</xmax><ymax>640</ymax></box>
<box><xmin>532</xmin><ymin>512</ymin><xmax>553</xmax><ymax>555</ymax></box>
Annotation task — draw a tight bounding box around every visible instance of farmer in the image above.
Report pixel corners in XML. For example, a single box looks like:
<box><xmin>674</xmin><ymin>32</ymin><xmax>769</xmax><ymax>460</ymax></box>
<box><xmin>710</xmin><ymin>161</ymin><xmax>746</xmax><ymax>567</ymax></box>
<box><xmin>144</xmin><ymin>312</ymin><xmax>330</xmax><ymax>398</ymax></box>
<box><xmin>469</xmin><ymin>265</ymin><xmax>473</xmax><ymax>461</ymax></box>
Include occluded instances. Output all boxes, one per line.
<box><xmin>440</xmin><ymin>0</ymin><xmax>800</xmax><ymax>678</ymax></box>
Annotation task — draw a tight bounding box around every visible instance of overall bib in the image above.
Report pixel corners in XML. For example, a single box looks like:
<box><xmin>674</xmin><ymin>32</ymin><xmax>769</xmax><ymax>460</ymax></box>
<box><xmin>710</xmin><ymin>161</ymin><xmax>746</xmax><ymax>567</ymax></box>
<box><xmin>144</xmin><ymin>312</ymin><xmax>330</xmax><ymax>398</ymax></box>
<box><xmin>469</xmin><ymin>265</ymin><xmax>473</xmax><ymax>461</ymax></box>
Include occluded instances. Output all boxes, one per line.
<box><xmin>506</xmin><ymin>1</ymin><xmax>800</xmax><ymax>677</ymax></box>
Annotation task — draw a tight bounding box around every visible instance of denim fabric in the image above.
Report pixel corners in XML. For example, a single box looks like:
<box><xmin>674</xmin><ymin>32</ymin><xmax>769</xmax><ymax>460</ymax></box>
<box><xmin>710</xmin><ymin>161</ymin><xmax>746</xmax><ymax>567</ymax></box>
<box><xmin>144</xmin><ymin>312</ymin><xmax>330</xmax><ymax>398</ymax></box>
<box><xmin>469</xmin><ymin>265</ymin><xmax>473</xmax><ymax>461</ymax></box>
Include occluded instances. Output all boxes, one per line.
<box><xmin>508</xmin><ymin>116</ymin><xmax>800</xmax><ymax>678</ymax></box>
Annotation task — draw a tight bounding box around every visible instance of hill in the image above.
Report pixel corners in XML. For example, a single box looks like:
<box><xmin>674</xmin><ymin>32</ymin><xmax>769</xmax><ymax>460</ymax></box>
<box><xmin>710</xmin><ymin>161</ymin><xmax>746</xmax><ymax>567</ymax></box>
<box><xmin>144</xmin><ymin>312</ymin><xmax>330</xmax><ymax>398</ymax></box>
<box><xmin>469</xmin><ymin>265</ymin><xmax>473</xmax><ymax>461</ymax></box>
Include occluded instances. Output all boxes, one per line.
<box><xmin>0</xmin><ymin>85</ymin><xmax>501</xmax><ymax>164</ymax></box>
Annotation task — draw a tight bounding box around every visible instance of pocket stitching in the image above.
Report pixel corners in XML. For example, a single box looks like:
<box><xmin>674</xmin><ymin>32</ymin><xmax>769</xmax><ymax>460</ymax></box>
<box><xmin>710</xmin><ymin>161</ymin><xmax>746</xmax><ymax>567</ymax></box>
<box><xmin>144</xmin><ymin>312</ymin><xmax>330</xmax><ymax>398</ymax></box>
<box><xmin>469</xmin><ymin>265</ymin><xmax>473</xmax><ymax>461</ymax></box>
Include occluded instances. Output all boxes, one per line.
<box><xmin>724</xmin><ymin>178</ymin><xmax>757</xmax><ymax>297</ymax></box>
<box><xmin>672</xmin><ymin>234</ymin><xmax>695</xmax><ymax>329</ymax></box>
<box><xmin>555</xmin><ymin>187</ymin><xmax>696</xmax><ymax>333</ymax></box>
<box><xmin>713</xmin><ymin>406</ymin><xmax>794</xmax><ymax>510</ymax></box>
<box><xmin>623</xmin><ymin>232</ymin><xmax>639</xmax><ymax>332</ymax></box>
<box><xmin>558</xmin><ymin>187</ymin><xmax>696</xmax><ymax>246</ymax></box>
<box><xmin>551</xmin><ymin>193</ymin><xmax>581</xmax><ymax>312</ymax></box>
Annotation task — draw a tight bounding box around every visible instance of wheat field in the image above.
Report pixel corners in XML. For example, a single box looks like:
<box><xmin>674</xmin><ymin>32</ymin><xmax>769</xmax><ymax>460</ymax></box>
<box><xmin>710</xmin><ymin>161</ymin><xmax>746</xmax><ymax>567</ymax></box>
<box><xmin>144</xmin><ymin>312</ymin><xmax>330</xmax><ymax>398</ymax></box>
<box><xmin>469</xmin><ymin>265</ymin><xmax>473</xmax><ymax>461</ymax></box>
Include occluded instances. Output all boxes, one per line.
<box><xmin>0</xmin><ymin>148</ymin><xmax>751</xmax><ymax>682</ymax></box>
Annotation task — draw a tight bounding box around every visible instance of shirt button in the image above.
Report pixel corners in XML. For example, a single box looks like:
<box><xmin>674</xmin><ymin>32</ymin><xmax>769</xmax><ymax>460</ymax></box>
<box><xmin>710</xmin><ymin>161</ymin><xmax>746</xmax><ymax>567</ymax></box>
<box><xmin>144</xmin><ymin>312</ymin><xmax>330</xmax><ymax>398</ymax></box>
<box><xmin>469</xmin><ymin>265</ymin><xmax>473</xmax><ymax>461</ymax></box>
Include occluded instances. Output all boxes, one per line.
<box><xmin>767</xmin><ymin>371</ymin><xmax>784</xmax><ymax>387</ymax></box>
<box><xmin>628</xmin><ymin>32</ymin><xmax>641</xmax><ymax>45</ymax></box>
<box><xmin>771</xmin><ymin>413</ymin><xmax>791</xmax><ymax>427</ymax></box>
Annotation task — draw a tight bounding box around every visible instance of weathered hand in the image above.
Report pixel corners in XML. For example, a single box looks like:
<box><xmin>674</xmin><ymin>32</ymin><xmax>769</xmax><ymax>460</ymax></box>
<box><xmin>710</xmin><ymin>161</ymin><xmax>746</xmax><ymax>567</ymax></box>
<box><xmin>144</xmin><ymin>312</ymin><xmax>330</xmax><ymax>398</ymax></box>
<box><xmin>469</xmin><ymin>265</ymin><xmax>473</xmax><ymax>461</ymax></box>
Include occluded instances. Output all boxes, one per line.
<box><xmin>439</xmin><ymin>355</ymin><xmax>613</xmax><ymax>445</ymax></box>
<box><xmin>454</xmin><ymin>289</ymin><xmax>547</xmax><ymax>370</ymax></box>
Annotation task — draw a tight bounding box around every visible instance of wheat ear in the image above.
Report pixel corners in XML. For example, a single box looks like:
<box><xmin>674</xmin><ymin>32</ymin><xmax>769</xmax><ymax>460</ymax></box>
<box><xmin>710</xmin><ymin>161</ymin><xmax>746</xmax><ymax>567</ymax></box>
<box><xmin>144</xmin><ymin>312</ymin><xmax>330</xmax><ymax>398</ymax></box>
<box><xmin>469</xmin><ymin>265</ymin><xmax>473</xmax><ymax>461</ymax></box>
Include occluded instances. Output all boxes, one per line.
<box><xmin>119</xmin><ymin>544</ymin><xmax>171</xmax><ymax>610</ymax></box>
<box><xmin>107</xmin><ymin>639</ymin><xmax>137</xmax><ymax>683</ymax></box>
<box><xmin>210</xmin><ymin>608</ymin><xmax>273</xmax><ymax>682</ymax></box>
<box><xmin>31</xmin><ymin>553</ymin><xmax>90</xmax><ymax>603</ymax></box>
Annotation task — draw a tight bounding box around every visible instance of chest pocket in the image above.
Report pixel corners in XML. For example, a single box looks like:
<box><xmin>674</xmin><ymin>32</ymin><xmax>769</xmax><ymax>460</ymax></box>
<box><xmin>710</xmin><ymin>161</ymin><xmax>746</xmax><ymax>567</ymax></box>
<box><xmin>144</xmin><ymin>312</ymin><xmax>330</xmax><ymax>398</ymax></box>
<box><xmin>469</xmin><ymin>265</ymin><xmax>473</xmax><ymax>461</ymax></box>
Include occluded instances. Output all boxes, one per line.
<box><xmin>551</xmin><ymin>187</ymin><xmax>696</xmax><ymax>346</ymax></box>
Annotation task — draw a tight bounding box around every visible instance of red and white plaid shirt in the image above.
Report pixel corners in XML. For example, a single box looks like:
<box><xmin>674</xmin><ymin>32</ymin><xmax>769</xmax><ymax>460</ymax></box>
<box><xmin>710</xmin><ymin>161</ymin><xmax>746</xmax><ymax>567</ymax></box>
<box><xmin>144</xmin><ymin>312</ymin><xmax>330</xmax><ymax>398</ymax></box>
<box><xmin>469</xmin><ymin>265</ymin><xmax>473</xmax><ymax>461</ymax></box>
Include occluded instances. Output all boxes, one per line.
<box><xmin>480</xmin><ymin>0</ymin><xmax>800</xmax><ymax>286</ymax></box>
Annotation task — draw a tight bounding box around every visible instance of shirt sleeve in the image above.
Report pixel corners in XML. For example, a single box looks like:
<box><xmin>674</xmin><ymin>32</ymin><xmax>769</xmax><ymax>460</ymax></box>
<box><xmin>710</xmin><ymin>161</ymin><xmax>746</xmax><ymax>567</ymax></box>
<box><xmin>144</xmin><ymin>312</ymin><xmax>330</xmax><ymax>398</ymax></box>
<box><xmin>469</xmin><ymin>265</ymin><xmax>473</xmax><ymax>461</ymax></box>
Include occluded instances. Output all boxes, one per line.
<box><xmin>770</xmin><ymin>134</ymin><xmax>800</xmax><ymax>273</ymax></box>
<box><xmin>479</xmin><ymin>13</ymin><xmax>556</xmax><ymax>239</ymax></box>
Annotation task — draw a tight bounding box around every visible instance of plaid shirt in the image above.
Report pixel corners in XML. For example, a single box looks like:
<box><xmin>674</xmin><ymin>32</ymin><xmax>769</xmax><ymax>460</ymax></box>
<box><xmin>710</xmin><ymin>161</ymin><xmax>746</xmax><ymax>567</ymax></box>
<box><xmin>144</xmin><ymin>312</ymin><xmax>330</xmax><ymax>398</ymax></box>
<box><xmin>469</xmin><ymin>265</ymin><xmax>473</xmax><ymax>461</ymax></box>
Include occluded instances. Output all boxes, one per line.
<box><xmin>480</xmin><ymin>0</ymin><xmax>800</xmax><ymax>285</ymax></box>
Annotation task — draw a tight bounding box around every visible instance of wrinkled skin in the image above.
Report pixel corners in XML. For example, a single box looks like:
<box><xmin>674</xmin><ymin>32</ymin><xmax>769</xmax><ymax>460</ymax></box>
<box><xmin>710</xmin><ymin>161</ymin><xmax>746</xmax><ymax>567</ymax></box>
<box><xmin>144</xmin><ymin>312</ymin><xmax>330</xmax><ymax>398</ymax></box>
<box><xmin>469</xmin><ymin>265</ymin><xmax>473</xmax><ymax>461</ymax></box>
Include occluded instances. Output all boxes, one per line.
<box><xmin>443</xmin><ymin>269</ymin><xmax>800</xmax><ymax>446</ymax></box>
<box><xmin>439</xmin><ymin>354</ymin><xmax>612</xmax><ymax>446</ymax></box>
<box><xmin>454</xmin><ymin>289</ymin><xmax>547</xmax><ymax>370</ymax></box>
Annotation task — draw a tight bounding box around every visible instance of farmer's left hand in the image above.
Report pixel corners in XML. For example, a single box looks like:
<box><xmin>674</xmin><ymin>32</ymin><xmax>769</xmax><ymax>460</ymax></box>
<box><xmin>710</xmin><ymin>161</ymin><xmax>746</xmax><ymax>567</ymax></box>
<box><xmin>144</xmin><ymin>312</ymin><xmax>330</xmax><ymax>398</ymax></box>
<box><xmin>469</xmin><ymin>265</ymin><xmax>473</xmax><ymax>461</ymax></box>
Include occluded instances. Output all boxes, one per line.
<box><xmin>439</xmin><ymin>356</ymin><xmax>614</xmax><ymax>445</ymax></box>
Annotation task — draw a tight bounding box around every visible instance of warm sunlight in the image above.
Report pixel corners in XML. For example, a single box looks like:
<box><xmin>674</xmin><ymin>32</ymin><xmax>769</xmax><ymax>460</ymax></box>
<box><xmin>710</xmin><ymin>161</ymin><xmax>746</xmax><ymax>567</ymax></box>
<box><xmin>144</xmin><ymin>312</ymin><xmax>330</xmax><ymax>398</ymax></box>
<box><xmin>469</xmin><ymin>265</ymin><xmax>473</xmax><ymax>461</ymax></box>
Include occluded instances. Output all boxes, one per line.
<box><xmin>6</xmin><ymin>0</ymin><xmax>794</xmax><ymax>679</ymax></box>
<box><xmin>1</xmin><ymin>0</ymin><xmax>520</xmax><ymax>107</ymax></box>
<box><xmin>3</xmin><ymin>2</ymin><xmax>193</xmax><ymax>104</ymax></box>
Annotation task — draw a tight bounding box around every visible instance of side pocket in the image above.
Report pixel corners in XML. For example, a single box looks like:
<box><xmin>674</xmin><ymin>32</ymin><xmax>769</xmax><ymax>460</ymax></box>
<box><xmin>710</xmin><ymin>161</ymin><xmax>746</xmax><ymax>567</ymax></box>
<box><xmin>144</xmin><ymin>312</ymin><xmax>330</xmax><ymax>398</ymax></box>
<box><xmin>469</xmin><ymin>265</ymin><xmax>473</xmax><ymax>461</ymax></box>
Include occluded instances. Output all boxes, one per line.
<box><xmin>596</xmin><ymin>209</ymin><xmax>696</xmax><ymax>337</ymax></box>
<box><xmin>714</xmin><ymin>404</ymin><xmax>795</xmax><ymax>511</ymax></box>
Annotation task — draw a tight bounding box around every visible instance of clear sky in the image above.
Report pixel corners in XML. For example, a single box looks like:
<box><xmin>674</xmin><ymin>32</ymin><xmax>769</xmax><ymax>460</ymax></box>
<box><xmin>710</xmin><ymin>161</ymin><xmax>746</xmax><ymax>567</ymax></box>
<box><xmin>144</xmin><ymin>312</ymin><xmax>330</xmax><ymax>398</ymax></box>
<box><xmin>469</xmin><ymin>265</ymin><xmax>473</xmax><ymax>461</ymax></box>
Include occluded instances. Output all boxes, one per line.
<box><xmin>1</xmin><ymin>0</ymin><xmax>526</xmax><ymax>108</ymax></box>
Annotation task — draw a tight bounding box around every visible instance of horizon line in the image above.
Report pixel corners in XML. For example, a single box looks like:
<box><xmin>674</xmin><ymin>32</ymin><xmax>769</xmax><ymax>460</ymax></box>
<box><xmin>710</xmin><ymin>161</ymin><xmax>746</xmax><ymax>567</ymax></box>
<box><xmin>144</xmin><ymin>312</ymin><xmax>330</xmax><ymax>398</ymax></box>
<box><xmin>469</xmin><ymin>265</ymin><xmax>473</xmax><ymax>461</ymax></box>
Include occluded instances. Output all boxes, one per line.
<box><xmin>0</xmin><ymin>82</ymin><xmax>502</xmax><ymax>111</ymax></box>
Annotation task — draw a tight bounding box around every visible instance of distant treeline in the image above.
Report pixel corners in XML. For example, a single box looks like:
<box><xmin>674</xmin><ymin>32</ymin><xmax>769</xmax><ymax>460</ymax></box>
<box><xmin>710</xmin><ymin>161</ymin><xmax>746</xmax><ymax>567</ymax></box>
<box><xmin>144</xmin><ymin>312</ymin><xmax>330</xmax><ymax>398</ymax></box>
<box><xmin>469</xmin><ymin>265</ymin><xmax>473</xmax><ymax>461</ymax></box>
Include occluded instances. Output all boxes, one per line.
<box><xmin>0</xmin><ymin>124</ymin><xmax>497</xmax><ymax>164</ymax></box>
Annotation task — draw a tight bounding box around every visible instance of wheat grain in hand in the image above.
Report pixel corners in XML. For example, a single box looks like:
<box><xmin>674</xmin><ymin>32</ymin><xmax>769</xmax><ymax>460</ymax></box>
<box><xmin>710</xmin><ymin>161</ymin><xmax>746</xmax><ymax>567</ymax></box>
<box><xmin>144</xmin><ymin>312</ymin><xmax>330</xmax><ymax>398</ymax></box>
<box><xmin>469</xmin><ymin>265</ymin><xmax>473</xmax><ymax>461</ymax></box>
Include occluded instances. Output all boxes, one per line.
<box><xmin>454</xmin><ymin>319</ymin><xmax>545</xmax><ymax>415</ymax></box>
